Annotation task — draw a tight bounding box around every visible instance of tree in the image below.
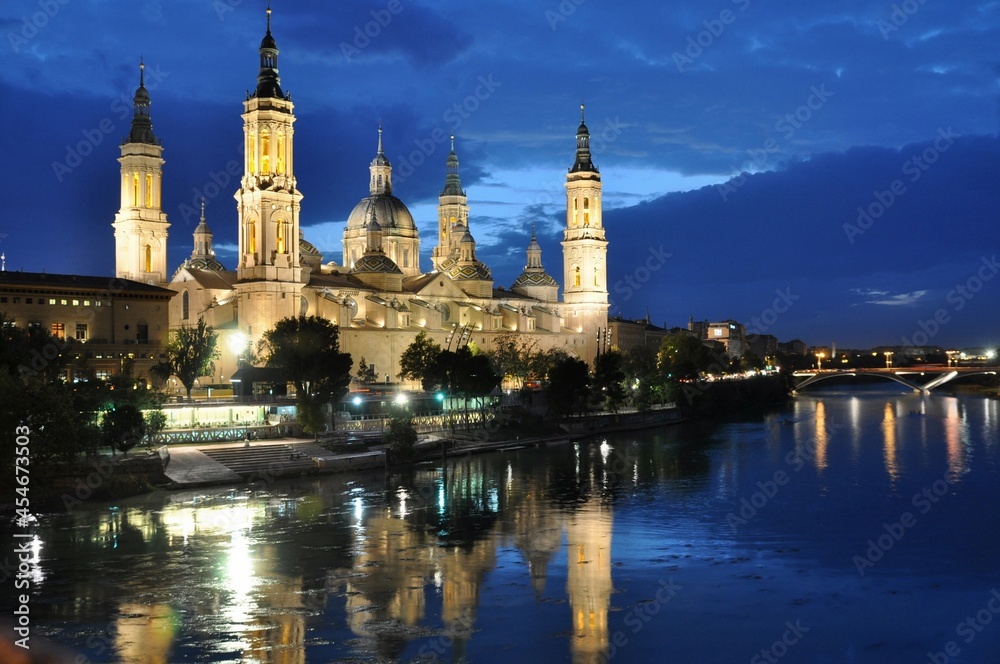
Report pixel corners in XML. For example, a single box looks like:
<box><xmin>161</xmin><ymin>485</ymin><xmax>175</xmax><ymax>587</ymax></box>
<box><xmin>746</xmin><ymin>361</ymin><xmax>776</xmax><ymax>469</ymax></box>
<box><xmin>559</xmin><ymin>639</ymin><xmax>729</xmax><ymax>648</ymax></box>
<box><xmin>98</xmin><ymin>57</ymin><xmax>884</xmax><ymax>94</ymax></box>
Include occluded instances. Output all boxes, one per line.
<box><xmin>259</xmin><ymin>316</ymin><xmax>353</xmax><ymax>436</ymax></box>
<box><xmin>356</xmin><ymin>357</ymin><xmax>377</xmax><ymax>384</ymax></box>
<box><xmin>157</xmin><ymin>317</ymin><xmax>220</xmax><ymax>400</ymax></box>
<box><xmin>658</xmin><ymin>333</ymin><xmax>714</xmax><ymax>381</ymax></box>
<box><xmin>398</xmin><ymin>330</ymin><xmax>442</xmax><ymax>390</ymax></box>
<box><xmin>102</xmin><ymin>403</ymin><xmax>146</xmax><ymax>457</ymax></box>
<box><xmin>592</xmin><ymin>350</ymin><xmax>627</xmax><ymax>412</ymax></box>
<box><xmin>488</xmin><ymin>331</ymin><xmax>539</xmax><ymax>388</ymax></box>
<box><xmin>384</xmin><ymin>410</ymin><xmax>418</xmax><ymax>462</ymax></box>
<box><xmin>546</xmin><ymin>356</ymin><xmax>591</xmax><ymax>417</ymax></box>
<box><xmin>622</xmin><ymin>345</ymin><xmax>666</xmax><ymax>411</ymax></box>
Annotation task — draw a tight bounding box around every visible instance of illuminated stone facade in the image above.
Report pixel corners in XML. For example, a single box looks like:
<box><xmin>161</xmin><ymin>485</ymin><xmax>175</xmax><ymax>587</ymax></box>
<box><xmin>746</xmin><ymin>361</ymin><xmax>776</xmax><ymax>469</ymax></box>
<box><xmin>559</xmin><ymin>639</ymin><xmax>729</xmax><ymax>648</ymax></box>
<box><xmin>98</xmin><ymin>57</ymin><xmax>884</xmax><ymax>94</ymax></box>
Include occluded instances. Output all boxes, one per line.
<box><xmin>163</xmin><ymin>8</ymin><xmax>610</xmax><ymax>384</ymax></box>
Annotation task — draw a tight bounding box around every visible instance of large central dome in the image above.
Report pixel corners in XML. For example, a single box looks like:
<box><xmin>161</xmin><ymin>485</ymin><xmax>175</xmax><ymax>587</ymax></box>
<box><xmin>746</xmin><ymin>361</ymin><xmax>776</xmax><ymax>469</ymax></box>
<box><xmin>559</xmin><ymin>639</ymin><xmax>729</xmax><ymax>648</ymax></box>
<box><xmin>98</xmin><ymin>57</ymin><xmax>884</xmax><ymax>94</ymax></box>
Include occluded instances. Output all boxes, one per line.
<box><xmin>342</xmin><ymin>126</ymin><xmax>421</xmax><ymax>276</ymax></box>
<box><xmin>345</xmin><ymin>195</ymin><xmax>416</xmax><ymax>233</ymax></box>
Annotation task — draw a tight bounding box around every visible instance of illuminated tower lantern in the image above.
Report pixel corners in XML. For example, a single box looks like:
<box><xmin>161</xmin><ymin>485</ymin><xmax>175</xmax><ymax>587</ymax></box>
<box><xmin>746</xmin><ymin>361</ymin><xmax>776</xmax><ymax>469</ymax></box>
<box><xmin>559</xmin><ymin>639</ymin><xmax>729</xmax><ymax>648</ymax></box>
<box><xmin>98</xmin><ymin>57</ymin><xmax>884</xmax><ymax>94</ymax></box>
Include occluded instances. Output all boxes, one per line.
<box><xmin>234</xmin><ymin>6</ymin><xmax>305</xmax><ymax>337</ymax></box>
<box><xmin>113</xmin><ymin>61</ymin><xmax>170</xmax><ymax>285</ymax></box>
<box><xmin>561</xmin><ymin>105</ymin><xmax>609</xmax><ymax>358</ymax></box>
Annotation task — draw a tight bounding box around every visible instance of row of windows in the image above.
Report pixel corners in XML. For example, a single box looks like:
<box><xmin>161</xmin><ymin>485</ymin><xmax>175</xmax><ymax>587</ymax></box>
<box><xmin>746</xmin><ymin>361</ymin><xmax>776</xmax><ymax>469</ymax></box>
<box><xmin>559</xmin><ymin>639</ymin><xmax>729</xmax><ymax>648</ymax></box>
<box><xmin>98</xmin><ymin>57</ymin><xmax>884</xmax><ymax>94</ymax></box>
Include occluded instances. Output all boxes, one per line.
<box><xmin>246</xmin><ymin>128</ymin><xmax>288</xmax><ymax>175</ymax></box>
<box><xmin>0</xmin><ymin>296</ymin><xmax>104</xmax><ymax>306</ymax></box>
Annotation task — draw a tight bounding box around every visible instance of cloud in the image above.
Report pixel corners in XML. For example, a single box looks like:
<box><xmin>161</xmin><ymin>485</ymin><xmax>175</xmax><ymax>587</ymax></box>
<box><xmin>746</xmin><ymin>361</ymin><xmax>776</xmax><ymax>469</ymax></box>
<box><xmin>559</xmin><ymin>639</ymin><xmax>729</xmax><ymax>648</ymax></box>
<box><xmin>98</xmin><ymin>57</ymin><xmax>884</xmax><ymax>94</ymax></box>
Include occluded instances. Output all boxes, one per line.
<box><xmin>854</xmin><ymin>289</ymin><xmax>929</xmax><ymax>306</ymax></box>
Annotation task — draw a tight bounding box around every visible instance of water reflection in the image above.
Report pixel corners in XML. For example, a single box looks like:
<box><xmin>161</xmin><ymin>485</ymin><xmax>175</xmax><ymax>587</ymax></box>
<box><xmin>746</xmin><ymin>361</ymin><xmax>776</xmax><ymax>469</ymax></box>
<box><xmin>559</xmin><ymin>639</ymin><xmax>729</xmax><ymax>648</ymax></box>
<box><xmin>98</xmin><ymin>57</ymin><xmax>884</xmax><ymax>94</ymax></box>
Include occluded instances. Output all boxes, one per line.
<box><xmin>10</xmin><ymin>392</ymin><xmax>1000</xmax><ymax>662</ymax></box>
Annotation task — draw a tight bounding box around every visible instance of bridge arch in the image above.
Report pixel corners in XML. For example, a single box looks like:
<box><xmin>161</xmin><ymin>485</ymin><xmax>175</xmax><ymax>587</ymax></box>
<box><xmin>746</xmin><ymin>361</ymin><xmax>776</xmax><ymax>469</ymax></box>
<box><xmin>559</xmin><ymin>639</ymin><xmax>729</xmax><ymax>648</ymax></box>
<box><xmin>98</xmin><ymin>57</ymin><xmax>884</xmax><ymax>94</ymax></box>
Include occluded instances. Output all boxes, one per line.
<box><xmin>793</xmin><ymin>372</ymin><xmax>925</xmax><ymax>393</ymax></box>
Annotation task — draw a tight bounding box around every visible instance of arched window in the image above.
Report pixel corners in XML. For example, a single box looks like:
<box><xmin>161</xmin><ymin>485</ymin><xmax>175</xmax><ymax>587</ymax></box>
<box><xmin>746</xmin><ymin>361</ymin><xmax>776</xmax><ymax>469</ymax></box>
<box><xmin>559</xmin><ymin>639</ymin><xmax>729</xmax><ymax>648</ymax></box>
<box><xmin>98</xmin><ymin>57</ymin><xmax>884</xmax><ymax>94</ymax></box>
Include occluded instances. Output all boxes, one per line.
<box><xmin>182</xmin><ymin>291</ymin><xmax>189</xmax><ymax>320</ymax></box>
<box><xmin>260</xmin><ymin>128</ymin><xmax>271</xmax><ymax>173</ymax></box>
<box><xmin>276</xmin><ymin>131</ymin><xmax>285</xmax><ymax>174</ymax></box>
<box><xmin>249</xmin><ymin>220</ymin><xmax>256</xmax><ymax>254</ymax></box>
<box><xmin>594</xmin><ymin>265</ymin><xmax>599</xmax><ymax>286</ymax></box>
<box><xmin>145</xmin><ymin>173</ymin><xmax>153</xmax><ymax>208</ymax></box>
<box><xmin>572</xmin><ymin>198</ymin><xmax>579</xmax><ymax>227</ymax></box>
<box><xmin>574</xmin><ymin>266</ymin><xmax>581</xmax><ymax>287</ymax></box>
<box><xmin>132</xmin><ymin>173</ymin><xmax>140</xmax><ymax>206</ymax></box>
<box><xmin>583</xmin><ymin>197</ymin><xmax>590</xmax><ymax>226</ymax></box>
<box><xmin>276</xmin><ymin>218</ymin><xmax>286</xmax><ymax>254</ymax></box>
<box><xmin>144</xmin><ymin>244</ymin><xmax>152</xmax><ymax>273</ymax></box>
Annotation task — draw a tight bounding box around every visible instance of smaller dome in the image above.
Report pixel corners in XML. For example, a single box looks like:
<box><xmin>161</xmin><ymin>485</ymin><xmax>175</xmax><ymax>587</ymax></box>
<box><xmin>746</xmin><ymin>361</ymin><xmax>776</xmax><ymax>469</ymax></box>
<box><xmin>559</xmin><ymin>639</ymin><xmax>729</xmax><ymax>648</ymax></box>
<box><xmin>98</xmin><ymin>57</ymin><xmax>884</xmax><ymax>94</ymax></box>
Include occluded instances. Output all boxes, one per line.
<box><xmin>261</xmin><ymin>31</ymin><xmax>277</xmax><ymax>50</ymax></box>
<box><xmin>346</xmin><ymin>196</ymin><xmax>416</xmax><ymax>232</ymax></box>
<box><xmin>513</xmin><ymin>271</ymin><xmax>558</xmax><ymax>288</ymax></box>
<box><xmin>447</xmin><ymin>261</ymin><xmax>492</xmax><ymax>282</ymax></box>
<box><xmin>352</xmin><ymin>254</ymin><xmax>402</xmax><ymax>275</ymax></box>
<box><xmin>459</xmin><ymin>228</ymin><xmax>475</xmax><ymax>245</ymax></box>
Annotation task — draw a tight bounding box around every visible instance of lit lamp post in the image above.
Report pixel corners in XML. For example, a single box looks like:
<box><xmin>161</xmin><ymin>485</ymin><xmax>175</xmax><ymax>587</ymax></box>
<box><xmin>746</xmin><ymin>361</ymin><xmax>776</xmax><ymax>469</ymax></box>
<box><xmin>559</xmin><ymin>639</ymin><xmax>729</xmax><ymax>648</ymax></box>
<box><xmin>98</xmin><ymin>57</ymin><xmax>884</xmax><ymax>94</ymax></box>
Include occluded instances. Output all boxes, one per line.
<box><xmin>816</xmin><ymin>351</ymin><xmax>825</xmax><ymax>371</ymax></box>
<box><xmin>884</xmin><ymin>351</ymin><xmax>893</xmax><ymax>368</ymax></box>
<box><xmin>946</xmin><ymin>350</ymin><xmax>959</xmax><ymax>367</ymax></box>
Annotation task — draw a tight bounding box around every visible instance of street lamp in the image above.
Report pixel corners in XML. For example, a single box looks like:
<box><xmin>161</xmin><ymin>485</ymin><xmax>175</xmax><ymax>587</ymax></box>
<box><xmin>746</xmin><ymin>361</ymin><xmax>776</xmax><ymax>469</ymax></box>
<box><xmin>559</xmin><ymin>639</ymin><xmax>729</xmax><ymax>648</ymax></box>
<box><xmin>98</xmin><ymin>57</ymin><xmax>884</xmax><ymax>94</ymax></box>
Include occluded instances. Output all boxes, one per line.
<box><xmin>816</xmin><ymin>351</ymin><xmax>825</xmax><ymax>371</ymax></box>
<box><xmin>884</xmin><ymin>351</ymin><xmax>893</xmax><ymax>368</ymax></box>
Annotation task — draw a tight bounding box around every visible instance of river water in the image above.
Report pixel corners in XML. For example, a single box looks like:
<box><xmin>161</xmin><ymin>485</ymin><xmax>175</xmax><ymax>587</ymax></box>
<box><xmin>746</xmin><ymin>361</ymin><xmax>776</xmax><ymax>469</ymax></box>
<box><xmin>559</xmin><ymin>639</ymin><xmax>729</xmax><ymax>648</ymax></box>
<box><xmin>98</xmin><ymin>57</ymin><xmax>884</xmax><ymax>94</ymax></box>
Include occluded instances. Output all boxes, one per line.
<box><xmin>3</xmin><ymin>388</ymin><xmax>1000</xmax><ymax>663</ymax></box>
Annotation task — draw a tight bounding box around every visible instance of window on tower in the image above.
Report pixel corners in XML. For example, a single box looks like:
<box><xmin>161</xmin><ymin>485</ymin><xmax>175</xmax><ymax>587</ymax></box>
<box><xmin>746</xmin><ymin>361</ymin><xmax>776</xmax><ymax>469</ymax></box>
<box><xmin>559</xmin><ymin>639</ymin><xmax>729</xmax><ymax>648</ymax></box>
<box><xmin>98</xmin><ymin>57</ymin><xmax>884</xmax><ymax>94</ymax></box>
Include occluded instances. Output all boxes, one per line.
<box><xmin>247</xmin><ymin>131</ymin><xmax>256</xmax><ymax>172</ymax></box>
<box><xmin>260</xmin><ymin>129</ymin><xmax>271</xmax><ymax>173</ymax></box>
<box><xmin>182</xmin><ymin>291</ymin><xmax>189</xmax><ymax>320</ymax></box>
<box><xmin>583</xmin><ymin>197</ymin><xmax>590</xmax><ymax>226</ymax></box>
<box><xmin>249</xmin><ymin>220</ymin><xmax>257</xmax><ymax>254</ymax></box>
<box><xmin>145</xmin><ymin>173</ymin><xmax>153</xmax><ymax>207</ymax></box>
<box><xmin>276</xmin><ymin>131</ymin><xmax>285</xmax><ymax>174</ymax></box>
<box><xmin>144</xmin><ymin>244</ymin><xmax>152</xmax><ymax>274</ymax></box>
<box><xmin>132</xmin><ymin>173</ymin><xmax>140</xmax><ymax>206</ymax></box>
<box><xmin>594</xmin><ymin>266</ymin><xmax>599</xmax><ymax>286</ymax></box>
<box><xmin>574</xmin><ymin>266</ymin><xmax>581</xmax><ymax>287</ymax></box>
<box><xmin>276</xmin><ymin>218</ymin><xmax>286</xmax><ymax>254</ymax></box>
<box><xmin>573</xmin><ymin>198</ymin><xmax>579</xmax><ymax>227</ymax></box>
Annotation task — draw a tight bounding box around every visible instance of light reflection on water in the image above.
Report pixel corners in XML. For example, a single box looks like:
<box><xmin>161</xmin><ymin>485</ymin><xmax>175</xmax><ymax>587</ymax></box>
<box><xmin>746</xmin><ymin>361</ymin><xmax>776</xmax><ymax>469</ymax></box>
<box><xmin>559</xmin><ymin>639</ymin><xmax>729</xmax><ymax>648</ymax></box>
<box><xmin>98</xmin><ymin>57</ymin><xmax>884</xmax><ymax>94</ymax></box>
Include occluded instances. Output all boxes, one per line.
<box><xmin>5</xmin><ymin>390</ymin><xmax>1000</xmax><ymax>662</ymax></box>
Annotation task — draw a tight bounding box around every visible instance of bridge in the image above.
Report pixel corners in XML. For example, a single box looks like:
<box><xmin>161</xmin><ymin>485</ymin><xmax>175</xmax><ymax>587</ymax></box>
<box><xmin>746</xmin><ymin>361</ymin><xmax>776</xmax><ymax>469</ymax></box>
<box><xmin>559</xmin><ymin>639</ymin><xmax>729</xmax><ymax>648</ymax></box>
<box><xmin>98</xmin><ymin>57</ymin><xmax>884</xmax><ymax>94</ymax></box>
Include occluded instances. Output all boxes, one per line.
<box><xmin>792</xmin><ymin>366</ymin><xmax>997</xmax><ymax>394</ymax></box>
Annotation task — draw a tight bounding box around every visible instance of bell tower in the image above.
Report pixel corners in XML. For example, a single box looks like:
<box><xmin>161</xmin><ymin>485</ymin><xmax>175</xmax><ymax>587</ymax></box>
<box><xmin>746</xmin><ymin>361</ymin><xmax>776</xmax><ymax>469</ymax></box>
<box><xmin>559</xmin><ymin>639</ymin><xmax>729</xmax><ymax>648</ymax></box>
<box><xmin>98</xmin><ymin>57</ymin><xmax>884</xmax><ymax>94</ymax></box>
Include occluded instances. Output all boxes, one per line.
<box><xmin>234</xmin><ymin>6</ymin><xmax>304</xmax><ymax>340</ymax></box>
<box><xmin>113</xmin><ymin>61</ymin><xmax>170</xmax><ymax>285</ymax></box>
<box><xmin>561</xmin><ymin>105</ymin><xmax>609</xmax><ymax>361</ymax></box>
<box><xmin>235</xmin><ymin>5</ymin><xmax>302</xmax><ymax>285</ymax></box>
<box><xmin>432</xmin><ymin>136</ymin><xmax>469</xmax><ymax>270</ymax></box>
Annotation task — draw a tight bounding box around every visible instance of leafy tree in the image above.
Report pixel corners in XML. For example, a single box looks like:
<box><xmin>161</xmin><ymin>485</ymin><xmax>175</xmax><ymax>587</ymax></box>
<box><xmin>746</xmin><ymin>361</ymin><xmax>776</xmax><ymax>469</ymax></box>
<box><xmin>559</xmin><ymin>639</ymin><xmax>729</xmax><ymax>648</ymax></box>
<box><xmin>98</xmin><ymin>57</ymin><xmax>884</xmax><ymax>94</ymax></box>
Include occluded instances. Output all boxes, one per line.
<box><xmin>356</xmin><ymin>357</ymin><xmax>378</xmax><ymax>384</ymax></box>
<box><xmin>622</xmin><ymin>345</ymin><xmax>665</xmax><ymax>411</ymax></box>
<box><xmin>592</xmin><ymin>350</ymin><xmax>627</xmax><ymax>412</ymax></box>
<box><xmin>144</xmin><ymin>410</ymin><xmax>167</xmax><ymax>447</ymax></box>
<box><xmin>546</xmin><ymin>356</ymin><xmax>591</xmax><ymax>417</ymax></box>
<box><xmin>156</xmin><ymin>317</ymin><xmax>220</xmax><ymax>400</ymax></box>
<box><xmin>384</xmin><ymin>411</ymin><xmax>418</xmax><ymax>462</ymax></box>
<box><xmin>259</xmin><ymin>316</ymin><xmax>353</xmax><ymax>436</ymax></box>
<box><xmin>398</xmin><ymin>330</ymin><xmax>442</xmax><ymax>390</ymax></box>
<box><xmin>658</xmin><ymin>333</ymin><xmax>714</xmax><ymax>381</ymax></box>
<box><xmin>488</xmin><ymin>331</ymin><xmax>539</xmax><ymax>388</ymax></box>
<box><xmin>530</xmin><ymin>347</ymin><xmax>571</xmax><ymax>383</ymax></box>
<box><xmin>102</xmin><ymin>403</ymin><xmax>146</xmax><ymax>457</ymax></box>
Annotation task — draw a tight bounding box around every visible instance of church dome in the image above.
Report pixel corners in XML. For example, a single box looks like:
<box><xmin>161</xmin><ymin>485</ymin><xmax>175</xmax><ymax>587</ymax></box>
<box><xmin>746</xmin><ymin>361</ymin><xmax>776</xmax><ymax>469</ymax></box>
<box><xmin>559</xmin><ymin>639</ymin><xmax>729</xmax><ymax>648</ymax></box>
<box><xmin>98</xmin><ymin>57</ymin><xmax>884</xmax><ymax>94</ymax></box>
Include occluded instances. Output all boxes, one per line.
<box><xmin>513</xmin><ymin>271</ymin><xmax>558</xmax><ymax>288</ymax></box>
<box><xmin>351</xmin><ymin>253</ymin><xmax>402</xmax><ymax>275</ymax></box>
<box><xmin>346</xmin><ymin>197</ymin><xmax>416</xmax><ymax>233</ymax></box>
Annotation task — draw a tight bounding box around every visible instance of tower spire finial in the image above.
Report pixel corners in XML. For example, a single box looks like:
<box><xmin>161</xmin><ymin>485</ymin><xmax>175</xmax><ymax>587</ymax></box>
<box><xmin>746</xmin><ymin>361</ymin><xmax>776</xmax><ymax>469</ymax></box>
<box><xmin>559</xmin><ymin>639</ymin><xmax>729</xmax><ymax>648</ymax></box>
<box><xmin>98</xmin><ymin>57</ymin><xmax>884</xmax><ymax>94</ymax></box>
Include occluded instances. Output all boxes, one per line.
<box><xmin>580</xmin><ymin>102</ymin><xmax>585</xmax><ymax>124</ymax></box>
<box><xmin>531</xmin><ymin>222</ymin><xmax>536</xmax><ymax>240</ymax></box>
<box><xmin>266</xmin><ymin>2</ymin><xmax>272</xmax><ymax>33</ymax></box>
<box><xmin>200</xmin><ymin>197</ymin><xmax>206</xmax><ymax>222</ymax></box>
<box><xmin>139</xmin><ymin>57</ymin><xmax>145</xmax><ymax>88</ymax></box>
<box><xmin>377</xmin><ymin>120</ymin><xmax>383</xmax><ymax>155</ymax></box>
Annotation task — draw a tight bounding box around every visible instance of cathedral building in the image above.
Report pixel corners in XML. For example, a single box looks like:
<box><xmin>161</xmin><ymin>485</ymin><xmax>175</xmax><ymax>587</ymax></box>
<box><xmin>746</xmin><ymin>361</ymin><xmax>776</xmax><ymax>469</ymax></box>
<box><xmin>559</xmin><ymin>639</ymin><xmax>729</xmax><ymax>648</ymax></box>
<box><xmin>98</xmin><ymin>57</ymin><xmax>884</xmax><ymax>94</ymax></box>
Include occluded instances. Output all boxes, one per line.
<box><xmin>136</xmin><ymin>7</ymin><xmax>610</xmax><ymax>386</ymax></box>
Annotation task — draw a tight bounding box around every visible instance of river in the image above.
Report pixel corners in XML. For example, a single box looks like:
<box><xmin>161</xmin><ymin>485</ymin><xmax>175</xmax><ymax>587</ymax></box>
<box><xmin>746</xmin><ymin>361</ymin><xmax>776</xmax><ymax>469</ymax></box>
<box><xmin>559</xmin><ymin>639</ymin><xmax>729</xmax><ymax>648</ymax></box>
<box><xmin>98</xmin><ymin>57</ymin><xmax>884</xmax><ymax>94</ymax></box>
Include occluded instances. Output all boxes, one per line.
<box><xmin>3</xmin><ymin>387</ymin><xmax>999</xmax><ymax>663</ymax></box>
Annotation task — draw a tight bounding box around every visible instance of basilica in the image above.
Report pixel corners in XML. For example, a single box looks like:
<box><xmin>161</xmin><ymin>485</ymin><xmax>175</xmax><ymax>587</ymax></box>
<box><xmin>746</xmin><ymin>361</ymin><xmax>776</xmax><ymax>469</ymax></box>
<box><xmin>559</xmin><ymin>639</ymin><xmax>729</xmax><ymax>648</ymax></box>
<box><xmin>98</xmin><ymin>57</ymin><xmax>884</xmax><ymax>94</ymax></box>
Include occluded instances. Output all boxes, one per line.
<box><xmin>112</xmin><ymin>7</ymin><xmax>610</xmax><ymax>385</ymax></box>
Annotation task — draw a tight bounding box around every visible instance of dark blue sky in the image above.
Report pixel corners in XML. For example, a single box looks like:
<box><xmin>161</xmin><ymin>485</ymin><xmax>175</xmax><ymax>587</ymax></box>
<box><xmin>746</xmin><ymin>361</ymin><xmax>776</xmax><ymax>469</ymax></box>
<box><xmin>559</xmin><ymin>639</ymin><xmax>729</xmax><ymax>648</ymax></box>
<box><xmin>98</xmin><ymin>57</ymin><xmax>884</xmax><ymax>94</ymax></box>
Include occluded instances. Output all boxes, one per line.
<box><xmin>1</xmin><ymin>0</ymin><xmax>998</xmax><ymax>349</ymax></box>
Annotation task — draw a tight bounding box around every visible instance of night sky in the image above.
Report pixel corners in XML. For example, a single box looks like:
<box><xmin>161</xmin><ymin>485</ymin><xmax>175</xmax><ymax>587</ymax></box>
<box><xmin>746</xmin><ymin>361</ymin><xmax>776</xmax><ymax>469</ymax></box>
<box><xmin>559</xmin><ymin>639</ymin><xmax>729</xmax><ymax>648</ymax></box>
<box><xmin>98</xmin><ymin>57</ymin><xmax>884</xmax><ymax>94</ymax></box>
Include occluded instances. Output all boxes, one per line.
<box><xmin>2</xmin><ymin>0</ymin><xmax>998</xmax><ymax>349</ymax></box>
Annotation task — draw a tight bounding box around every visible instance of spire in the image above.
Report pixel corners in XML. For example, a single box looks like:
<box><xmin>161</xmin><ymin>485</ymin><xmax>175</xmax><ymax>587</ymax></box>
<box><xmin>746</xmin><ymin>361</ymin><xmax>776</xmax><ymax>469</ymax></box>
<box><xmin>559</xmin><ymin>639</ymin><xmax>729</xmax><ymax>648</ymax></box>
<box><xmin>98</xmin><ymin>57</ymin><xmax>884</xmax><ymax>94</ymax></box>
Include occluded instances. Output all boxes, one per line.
<box><xmin>369</xmin><ymin>123</ymin><xmax>392</xmax><ymax>194</ymax></box>
<box><xmin>570</xmin><ymin>103</ymin><xmax>597</xmax><ymax>174</ymax></box>
<box><xmin>192</xmin><ymin>198</ymin><xmax>215</xmax><ymax>259</ymax></box>
<box><xmin>441</xmin><ymin>134</ymin><xmax>465</xmax><ymax>196</ymax></box>
<box><xmin>127</xmin><ymin>60</ymin><xmax>157</xmax><ymax>145</ymax></box>
<box><xmin>525</xmin><ymin>225</ymin><xmax>543</xmax><ymax>269</ymax></box>
<box><xmin>253</xmin><ymin>4</ymin><xmax>283</xmax><ymax>99</ymax></box>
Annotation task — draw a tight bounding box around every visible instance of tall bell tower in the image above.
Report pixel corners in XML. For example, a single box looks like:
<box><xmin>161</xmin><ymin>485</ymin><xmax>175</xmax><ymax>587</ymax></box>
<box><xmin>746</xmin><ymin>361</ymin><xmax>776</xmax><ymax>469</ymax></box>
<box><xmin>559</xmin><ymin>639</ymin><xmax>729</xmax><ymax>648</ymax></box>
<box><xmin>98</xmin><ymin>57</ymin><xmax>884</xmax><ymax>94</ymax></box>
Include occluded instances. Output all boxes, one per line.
<box><xmin>432</xmin><ymin>136</ymin><xmax>469</xmax><ymax>270</ymax></box>
<box><xmin>561</xmin><ymin>105</ymin><xmax>609</xmax><ymax>360</ymax></box>
<box><xmin>234</xmin><ymin>7</ymin><xmax>304</xmax><ymax>338</ymax></box>
<box><xmin>113</xmin><ymin>61</ymin><xmax>170</xmax><ymax>285</ymax></box>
